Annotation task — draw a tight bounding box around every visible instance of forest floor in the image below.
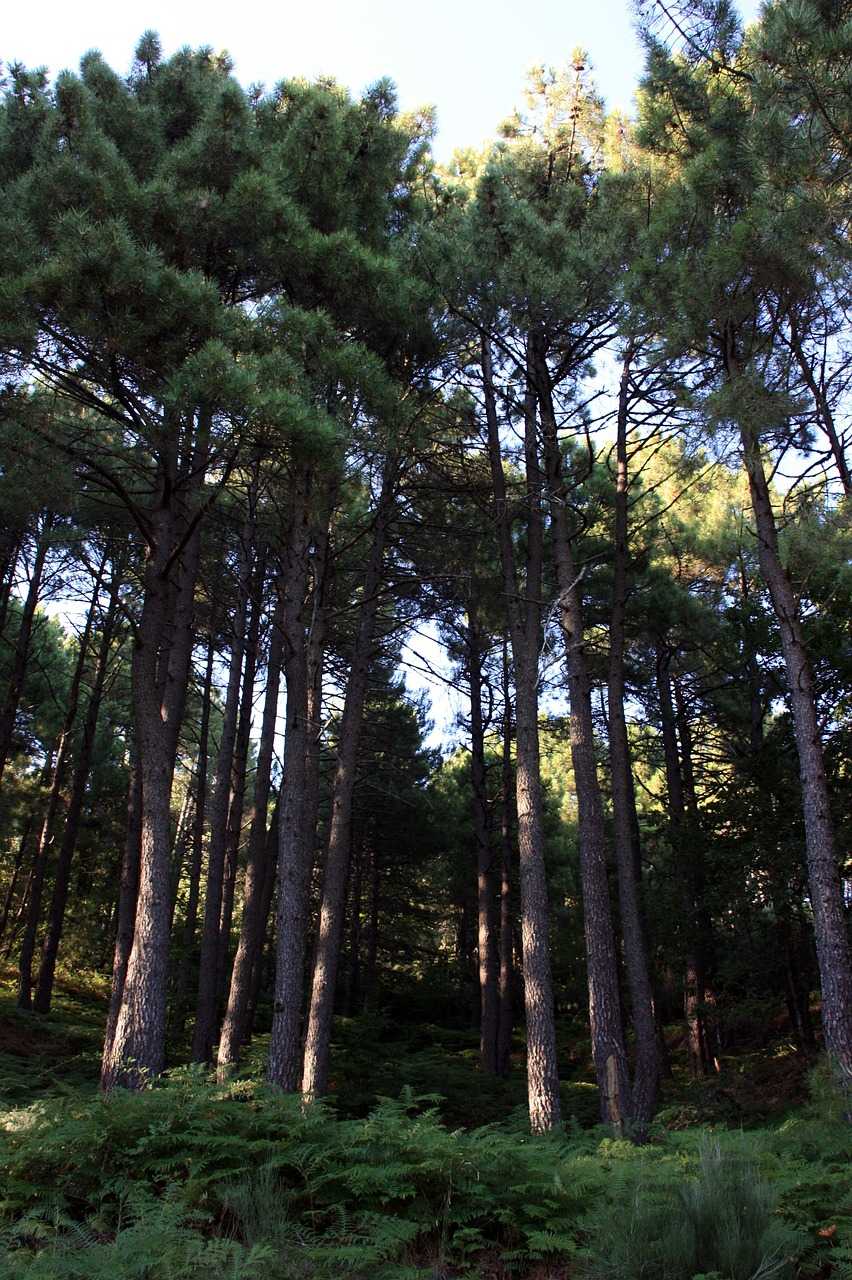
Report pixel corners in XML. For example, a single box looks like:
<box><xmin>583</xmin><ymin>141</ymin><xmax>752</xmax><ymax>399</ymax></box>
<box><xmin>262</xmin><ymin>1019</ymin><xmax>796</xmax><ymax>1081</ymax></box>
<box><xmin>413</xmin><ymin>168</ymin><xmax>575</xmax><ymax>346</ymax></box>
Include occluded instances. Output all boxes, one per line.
<box><xmin>0</xmin><ymin>965</ymin><xmax>817</xmax><ymax>1127</ymax></box>
<box><xmin>0</xmin><ymin>967</ymin><xmax>849</xmax><ymax>1280</ymax></box>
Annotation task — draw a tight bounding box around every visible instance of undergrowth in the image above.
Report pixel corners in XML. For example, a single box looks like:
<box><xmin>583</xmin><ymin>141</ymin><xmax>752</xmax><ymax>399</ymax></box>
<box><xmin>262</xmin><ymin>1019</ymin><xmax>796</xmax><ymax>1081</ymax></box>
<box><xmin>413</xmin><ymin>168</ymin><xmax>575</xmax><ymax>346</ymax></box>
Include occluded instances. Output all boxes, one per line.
<box><xmin>0</xmin><ymin>1063</ymin><xmax>849</xmax><ymax>1280</ymax></box>
<box><xmin>0</xmin><ymin>978</ymin><xmax>848</xmax><ymax>1278</ymax></box>
<box><xmin>0</xmin><ymin>970</ymin><xmax>106</xmax><ymax>1105</ymax></box>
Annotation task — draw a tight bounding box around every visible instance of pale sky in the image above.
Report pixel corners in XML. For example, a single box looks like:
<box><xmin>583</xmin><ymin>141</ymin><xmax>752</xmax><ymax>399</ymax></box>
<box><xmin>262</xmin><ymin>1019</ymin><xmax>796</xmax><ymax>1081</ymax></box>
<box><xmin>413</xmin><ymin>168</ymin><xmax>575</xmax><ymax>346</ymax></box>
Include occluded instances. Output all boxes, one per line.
<box><xmin>4</xmin><ymin>0</ymin><xmax>761</xmax><ymax>161</ymax></box>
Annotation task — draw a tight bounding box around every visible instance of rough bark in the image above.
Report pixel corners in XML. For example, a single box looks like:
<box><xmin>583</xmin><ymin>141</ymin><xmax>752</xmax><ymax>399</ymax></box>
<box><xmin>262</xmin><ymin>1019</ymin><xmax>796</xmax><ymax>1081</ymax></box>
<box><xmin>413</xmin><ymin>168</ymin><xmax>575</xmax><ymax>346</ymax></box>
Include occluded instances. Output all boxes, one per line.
<box><xmin>101</xmin><ymin>751</ymin><xmax>142</xmax><ymax>1084</ymax></box>
<box><xmin>304</xmin><ymin>503</ymin><xmax>333</xmax><ymax>891</ymax></box>
<box><xmin>104</xmin><ymin>500</ymin><xmax>179</xmax><ymax>1088</ymax></box>
<box><xmin>533</xmin><ymin>343</ymin><xmax>630</xmax><ymax>1132</ymax></box>
<box><xmin>168</xmin><ymin>785</ymin><xmax>195</xmax><ymax>933</ymax></box>
<box><xmin>159</xmin><ymin>414</ymin><xmax>210</xmax><ymax>772</ymax></box>
<box><xmin>605</xmin><ymin>350</ymin><xmax>659</xmax><ymax>1136</ymax></box>
<box><xmin>301</xmin><ymin>462</ymin><xmax>396</xmax><ymax>1100</ymax></box>
<box><xmin>216</xmin><ymin>547</ymin><xmax>267</xmax><ymax>1015</ymax></box>
<box><xmin>267</xmin><ymin>470</ymin><xmax>314</xmax><ymax>1089</ymax></box>
<box><xmin>217</xmin><ymin>588</ymin><xmax>284</xmax><ymax>1077</ymax></box>
<box><xmin>738</xmin><ymin>414</ymin><xmax>852</xmax><ymax>1092</ymax></box>
<box><xmin>244</xmin><ymin>802</ymin><xmax>279</xmax><ymax>1046</ymax></box>
<box><xmin>103</xmin><ymin>412</ymin><xmax>208</xmax><ymax>1088</ymax></box>
<box><xmin>171</xmin><ymin>636</ymin><xmax>215</xmax><ymax>1032</ymax></box>
<box><xmin>482</xmin><ymin>337</ymin><xmax>561</xmax><ymax>1133</ymax></box>
<box><xmin>191</xmin><ymin>536</ymin><xmax>252</xmax><ymax>1064</ymax></box>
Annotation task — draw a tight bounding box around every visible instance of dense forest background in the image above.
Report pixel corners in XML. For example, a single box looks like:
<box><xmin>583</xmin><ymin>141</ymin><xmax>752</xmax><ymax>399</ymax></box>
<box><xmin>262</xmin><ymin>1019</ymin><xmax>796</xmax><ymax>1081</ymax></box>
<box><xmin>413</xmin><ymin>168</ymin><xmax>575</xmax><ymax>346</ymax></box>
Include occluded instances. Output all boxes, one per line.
<box><xmin>0</xmin><ymin>1</ymin><xmax>850</xmax><ymax>1276</ymax></box>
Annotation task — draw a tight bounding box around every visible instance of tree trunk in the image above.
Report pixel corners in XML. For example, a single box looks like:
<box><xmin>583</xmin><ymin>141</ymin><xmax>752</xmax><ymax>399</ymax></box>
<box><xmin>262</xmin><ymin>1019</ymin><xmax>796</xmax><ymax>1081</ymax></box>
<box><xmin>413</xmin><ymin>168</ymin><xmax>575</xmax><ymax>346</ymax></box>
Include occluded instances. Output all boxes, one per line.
<box><xmin>101</xmin><ymin>751</ymin><xmax>142</xmax><ymax>1084</ymax></box>
<box><xmin>244</xmin><ymin>801</ymin><xmax>279</xmax><ymax>1045</ymax></box>
<box><xmin>534</xmin><ymin>343</ymin><xmax>630</xmax><ymax>1133</ymax></box>
<box><xmin>17</xmin><ymin>549</ymin><xmax>108</xmax><ymax>1009</ymax></box>
<box><xmin>605</xmin><ymin>349</ymin><xmax>659</xmax><ymax>1136</ymax></box>
<box><xmin>0</xmin><ymin>752</ymin><xmax>54</xmax><ymax>953</ymax></box>
<box><xmin>33</xmin><ymin>563</ymin><xmax>121</xmax><ymax>1012</ymax></box>
<box><xmin>246</xmin><ymin>490</ymin><xmax>332</xmax><ymax>1062</ymax></box>
<box><xmin>0</xmin><ymin>831</ymin><xmax>28</xmax><ymax>948</ymax></box>
<box><xmin>168</xmin><ymin>784</ymin><xmax>195</xmax><ymax>933</ymax></box>
<box><xmin>673</xmin><ymin>678</ymin><xmax>719</xmax><ymax>1069</ymax></box>
<box><xmin>159</xmin><ymin>415</ymin><xmax>210</xmax><ymax>772</ymax></box>
<box><xmin>779</xmin><ymin>913</ymin><xmax>817</xmax><ymax>1052</ymax></box>
<box><xmin>191</xmin><ymin>534</ymin><xmax>252</xmax><ymax>1064</ymax></box>
<box><xmin>215</xmin><ymin>547</ymin><xmax>267</xmax><ymax>1018</ymax></box>
<box><xmin>267</xmin><ymin>470</ymin><xmax>315</xmax><ymax>1089</ymax></box>
<box><xmin>457</xmin><ymin>880</ymin><xmax>479</xmax><ymax>1026</ymax></box>
<box><xmin>482</xmin><ymin>337</ymin><xmax>561</xmax><ymax>1133</ymax></box>
<box><xmin>103</xmin><ymin>413</ymin><xmax>208</xmax><ymax>1088</ymax></box>
<box><xmin>363</xmin><ymin>846</ymin><xmax>380</xmax><ymax>1010</ymax></box>
<box><xmin>0</xmin><ymin>513</ymin><xmax>54</xmax><ymax>787</ymax></box>
<box><xmin>655</xmin><ymin>647</ymin><xmax>711</xmax><ymax>1077</ymax></box>
<box><xmin>0</xmin><ymin>531</ymin><xmax>24</xmax><ymax>643</ymax></box>
<box><xmin>739</xmin><ymin>416</ymin><xmax>852</xmax><ymax>1092</ymax></box>
<box><xmin>469</xmin><ymin>611</ymin><xmax>499</xmax><ymax>1074</ymax></box>
<box><xmin>217</xmin><ymin>587</ymin><xmax>284</xmax><ymax>1077</ymax></box>
<box><xmin>171</xmin><ymin>636</ymin><xmax>215</xmax><ymax>1032</ymax></box>
<box><xmin>496</xmin><ymin>634</ymin><xmax>515</xmax><ymax>1077</ymax></box>
<box><xmin>301</xmin><ymin>462</ymin><xmax>396</xmax><ymax>1100</ymax></box>
<box><xmin>345</xmin><ymin>835</ymin><xmax>363</xmax><ymax>1015</ymax></box>
<box><xmin>304</xmin><ymin>501</ymin><xmax>333</xmax><ymax>892</ymax></box>
<box><xmin>105</xmin><ymin>503</ymin><xmax>181</xmax><ymax>1086</ymax></box>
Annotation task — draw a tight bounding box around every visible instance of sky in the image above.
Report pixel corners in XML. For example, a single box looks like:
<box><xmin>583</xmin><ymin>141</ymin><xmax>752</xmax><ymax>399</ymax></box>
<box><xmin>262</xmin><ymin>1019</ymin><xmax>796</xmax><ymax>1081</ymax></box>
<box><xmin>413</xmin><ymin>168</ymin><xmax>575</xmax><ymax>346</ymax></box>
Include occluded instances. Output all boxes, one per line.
<box><xmin>4</xmin><ymin>0</ymin><xmax>761</xmax><ymax>162</ymax></box>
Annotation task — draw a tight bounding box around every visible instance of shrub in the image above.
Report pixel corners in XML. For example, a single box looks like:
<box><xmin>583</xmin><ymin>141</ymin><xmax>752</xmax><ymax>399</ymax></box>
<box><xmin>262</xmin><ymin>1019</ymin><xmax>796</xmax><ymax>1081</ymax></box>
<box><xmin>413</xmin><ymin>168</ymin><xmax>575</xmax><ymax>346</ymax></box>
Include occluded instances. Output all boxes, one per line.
<box><xmin>580</xmin><ymin>1137</ymin><xmax>806</xmax><ymax>1280</ymax></box>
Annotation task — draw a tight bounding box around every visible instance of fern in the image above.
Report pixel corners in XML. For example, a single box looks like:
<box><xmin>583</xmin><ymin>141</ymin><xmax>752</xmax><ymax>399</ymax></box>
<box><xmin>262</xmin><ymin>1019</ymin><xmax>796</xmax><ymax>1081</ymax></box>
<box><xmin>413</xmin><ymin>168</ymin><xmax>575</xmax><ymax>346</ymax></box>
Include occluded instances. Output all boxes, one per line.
<box><xmin>3</xmin><ymin>1067</ymin><xmax>850</xmax><ymax>1279</ymax></box>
